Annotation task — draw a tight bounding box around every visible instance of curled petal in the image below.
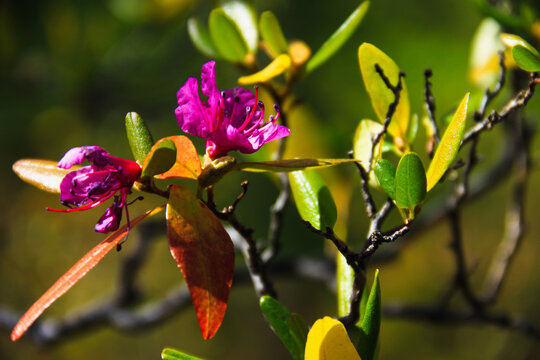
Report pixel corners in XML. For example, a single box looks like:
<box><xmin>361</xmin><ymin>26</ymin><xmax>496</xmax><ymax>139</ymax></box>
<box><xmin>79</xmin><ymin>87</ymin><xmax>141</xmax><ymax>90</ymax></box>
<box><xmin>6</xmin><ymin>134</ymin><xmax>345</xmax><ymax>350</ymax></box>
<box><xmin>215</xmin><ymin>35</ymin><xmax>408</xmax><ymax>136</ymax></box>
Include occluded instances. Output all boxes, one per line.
<box><xmin>176</xmin><ymin>77</ymin><xmax>210</xmax><ymax>138</ymax></box>
<box><xmin>94</xmin><ymin>197</ymin><xmax>123</xmax><ymax>233</ymax></box>
<box><xmin>57</xmin><ymin>146</ymin><xmax>107</xmax><ymax>169</ymax></box>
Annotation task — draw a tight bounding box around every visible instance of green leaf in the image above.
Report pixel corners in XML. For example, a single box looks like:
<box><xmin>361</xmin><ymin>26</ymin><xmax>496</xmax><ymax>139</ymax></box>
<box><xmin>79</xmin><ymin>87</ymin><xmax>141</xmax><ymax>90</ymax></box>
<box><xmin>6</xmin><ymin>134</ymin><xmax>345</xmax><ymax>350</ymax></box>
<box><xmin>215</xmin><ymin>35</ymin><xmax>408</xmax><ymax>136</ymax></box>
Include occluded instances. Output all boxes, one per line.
<box><xmin>306</xmin><ymin>1</ymin><xmax>369</xmax><ymax>74</ymax></box>
<box><xmin>289</xmin><ymin>313</ymin><xmax>308</xmax><ymax>360</ymax></box>
<box><xmin>259</xmin><ymin>296</ymin><xmax>302</xmax><ymax>360</ymax></box>
<box><xmin>356</xmin><ymin>270</ymin><xmax>381</xmax><ymax>360</ymax></box>
<box><xmin>289</xmin><ymin>170</ymin><xmax>337</xmax><ymax>231</ymax></box>
<box><xmin>394</xmin><ymin>152</ymin><xmax>427</xmax><ymax>219</ymax></box>
<box><xmin>373</xmin><ymin>159</ymin><xmax>397</xmax><ymax>200</ymax></box>
<box><xmin>512</xmin><ymin>45</ymin><xmax>540</xmax><ymax>72</ymax></box>
<box><xmin>140</xmin><ymin>139</ymin><xmax>176</xmax><ymax>179</ymax></box>
<box><xmin>161</xmin><ymin>348</ymin><xmax>205</xmax><ymax>360</ymax></box>
<box><xmin>125</xmin><ymin>112</ymin><xmax>154</xmax><ymax>164</ymax></box>
<box><xmin>260</xmin><ymin>11</ymin><xmax>289</xmax><ymax>57</ymax></box>
<box><xmin>500</xmin><ymin>33</ymin><xmax>540</xmax><ymax>56</ymax></box>
<box><xmin>406</xmin><ymin>113</ymin><xmax>419</xmax><ymax>143</ymax></box>
<box><xmin>221</xmin><ymin>1</ymin><xmax>258</xmax><ymax>53</ymax></box>
<box><xmin>187</xmin><ymin>17</ymin><xmax>218</xmax><ymax>58</ymax></box>
<box><xmin>12</xmin><ymin>159</ymin><xmax>76</xmax><ymax>193</ymax></box>
<box><xmin>426</xmin><ymin>93</ymin><xmax>469</xmax><ymax>191</ymax></box>
<box><xmin>235</xmin><ymin>158</ymin><xmax>359</xmax><ymax>172</ymax></box>
<box><xmin>358</xmin><ymin>43</ymin><xmax>410</xmax><ymax>140</ymax></box>
<box><xmin>209</xmin><ymin>8</ymin><xmax>248</xmax><ymax>63</ymax></box>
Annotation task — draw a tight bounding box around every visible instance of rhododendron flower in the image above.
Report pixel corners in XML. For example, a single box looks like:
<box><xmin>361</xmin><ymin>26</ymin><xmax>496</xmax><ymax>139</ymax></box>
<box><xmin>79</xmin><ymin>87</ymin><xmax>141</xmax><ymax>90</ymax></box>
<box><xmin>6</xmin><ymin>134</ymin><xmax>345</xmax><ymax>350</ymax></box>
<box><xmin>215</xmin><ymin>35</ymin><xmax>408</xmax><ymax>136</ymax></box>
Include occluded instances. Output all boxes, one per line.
<box><xmin>48</xmin><ymin>146</ymin><xmax>141</xmax><ymax>233</ymax></box>
<box><xmin>175</xmin><ymin>61</ymin><xmax>290</xmax><ymax>159</ymax></box>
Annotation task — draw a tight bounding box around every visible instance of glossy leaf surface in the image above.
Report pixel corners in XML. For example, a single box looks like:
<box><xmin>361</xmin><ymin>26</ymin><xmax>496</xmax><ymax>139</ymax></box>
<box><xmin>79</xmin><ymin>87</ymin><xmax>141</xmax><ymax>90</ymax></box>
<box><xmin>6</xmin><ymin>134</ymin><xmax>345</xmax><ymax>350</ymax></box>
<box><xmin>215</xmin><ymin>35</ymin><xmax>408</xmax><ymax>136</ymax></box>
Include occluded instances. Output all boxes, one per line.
<box><xmin>374</xmin><ymin>159</ymin><xmax>397</xmax><ymax>200</ymax></box>
<box><xmin>289</xmin><ymin>170</ymin><xmax>337</xmax><ymax>231</ymax></box>
<box><xmin>153</xmin><ymin>136</ymin><xmax>202</xmax><ymax>180</ymax></box>
<box><xmin>141</xmin><ymin>139</ymin><xmax>176</xmax><ymax>179</ymax></box>
<box><xmin>357</xmin><ymin>270</ymin><xmax>381</xmax><ymax>360</ymax></box>
<box><xmin>426</xmin><ymin>93</ymin><xmax>469</xmax><ymax>191</ymax></box>
<box><xmin>394</xmin><ymin>152</ymin><xmax>426</xmax><ymax>217</ymax></box>
<box><xmin>305</xmin><ymin>316</ymin><xmax>361</xmax><ymax>360</ymax></box>
<box><xmin>221</xmin><ymin>1</ymin><xmax>258</xmax><ymax>53</ymax></box>
<box><xmin>167</xmin><ymin>185</ymin><xmax>234</xmax><ymax>339</ymax></box>
<box><xmin>260</xmin><ymin>296</ymin><xmax>302</xmax><ymax>360</ymax></box>
<box><xmin>260</xmin><ymin>11</ymin><xmax>289</xmax><ymax>57</ymax></box>
<box><xmin>11</xmin><ymin>206</ymin><xmax>164</xmax><ymax>341</ymax></box>
<box><xmin>512</xmin><ymin>45</ymin><xmax>540</xmax><ymax>71</ymax></box>
<box><xmin>306</xmin><ymin>1</ymin><xmax>370</xmax><ymax>74</ymax></box>
<box><xmin>125</xmin><ymin>112</ymin><xmax>154</xmax><ymax>164</ymax></box>
<box><xmin>358</xmin><ymin>43</ymin><xmax>410</xmax><ymax>140</ymax></box>
<box><xmin>500</xmin><ymin>33</ymin><xmax>540</xmax><ymax>56</ymax></box>
<box><xmin>162</xmin><ymin>348</ymin><xmax>205</xmax><ymax>360</ymax></box>
<box><xmin>235</xmin><ymin>158</ymin><xmax>359</xmax><ymax>172</ymax></box>
<box><xmin>238</xmin><ymin>54</ymin><xmax>291</xmax><ymax>85</ymax></box>
<box><xmin>187</xmin><ymin>17</ymin><xmax>218</xmax><ymax>58</ymax></box>
<box><xmin>209</xmin><ymin>9</ymin><xmax>248</xmax><ymax>63</ymax></box>
<box><xmin>12</xmin><ymin>159</ymin><xmax>75</xmax><ymax>193</ymax></box>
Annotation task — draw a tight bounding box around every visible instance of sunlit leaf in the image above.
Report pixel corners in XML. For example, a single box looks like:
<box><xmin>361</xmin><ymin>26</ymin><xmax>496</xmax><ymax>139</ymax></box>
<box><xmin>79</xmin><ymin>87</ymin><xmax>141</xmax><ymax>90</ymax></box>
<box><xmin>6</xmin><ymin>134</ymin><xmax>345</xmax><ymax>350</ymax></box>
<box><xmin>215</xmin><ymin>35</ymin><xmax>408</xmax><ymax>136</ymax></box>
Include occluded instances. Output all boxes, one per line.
<box><xmin>306</xmin><ymin>1</ymin><xmax>370</xmax><ymax>74</ymax></box>
<box><xmin>209</xmin><ymin>9</ymin><xmax>248</xmax><ymax>63</ymax></box>
<box><xmin>260</xmin><ymin>296</ymin><xmax>302</xmax><ymax>360</ymax></box>
<box><xmin>238</xmin><ymin>54</ymin><xmax>291</xmax><ymax>85</ymax></box>
<box><xmin>373</xmin><ymin>159</ymin><xmax>396</xmax><ymax>200</ymax></box>
<box><xmin>166</xmin><ymin>185</ymin><xmax>234</xmax><ymax>340</ymax></box>
<box><xmin>357</xmin><ymin>269</ymin><xmax>381</xmax><ymax>360</ymax></box>
<box><xmin>394</xmin><ymin>152</ymin><xmax>426</xmax><ymax>219</ymax></box>
<box><xmin>235</xmin><ymin>158</ymin><xmax>359</xmax><ymax>172</ymax></box>
<box><xmin>337</xmin><ymin>253</ymin><xmax>355</xmax><ymax>318</ymax></box>
<box><xmin>500</xmin><ymin>33</ymin><xmax>540</xmax><ymax>56</ymax></box>
<box><xmin>358</xmin><ymin>43</ymin><xmax>410</xmax><ymax>140</ymax></box>
<box><xmin>259</xmin><ymin>11</ymin><xmax>289</xmax><ymax>57</ymax></box>
<box><xmin>198</xmin><ymin>155</ymin><xmax>237</xmax><ymax>188</ymax></box>
<box><xmin>125</xmin><ymin>112</ymin><xmax>154</xmax><ymax>164</ymax></box>
<box><xmin>406</xmin><ymin>113</ymin><xmax>419</xmax><ymax>143</ymax></box>
<box><xmin>512</xmin><ymin>45</ymin><xmax>540</xmax><ymax>72</ymax></box>
<box><xmin>141</xmin><ymin>139</ymin><xmax>176</xmax><ymax>179</ymax></box>
<box><xmin>153</xmin><ymin>136</ymin><xmax>202</xmax><ymax>180</ymax></box>
<box><xmin>289</xmin><ymin>170</ymin><xmax>337</xmax><ymax>231</ymax></box>
<box><xmin>10</xmin><ymin>206</ymin><xmax>164</xmax><ymax>342</ymax></box>
<box><xmin>221</xmin><ymin>1</ymin><xmax>258</xmax><ymax>53</ymax></box>
<box><xmin>162</xmin><ymin>347</ymin><xmax>205</xmax><ymax>360</ymax></box>
<box><xmin>305</xmin><ymin>317</ymin><xmax>361</xmax><ymax>360</ymax></box>
<box><xmin>469</xmin><ymin>18</ymin><xmax>505</xmax><ymax>88</ymax></box>
<box><xmin>12</xmin><ymin>159</ymin><xmax>75</xmax><ymax>193</ymax></box>
<box><xmin>426</xmin><ymin>93</ymin><xmax>469</xmax><ymax>191</ymax></box>
<box><xmin>353</xmin><ymin>119</ymin><xmax>384</xmax><ymax>167</ymax></box>
<box><xmin>187</xmin><ymin>17</ymin><xmax>218</xmax><ymax>58</ymax></box>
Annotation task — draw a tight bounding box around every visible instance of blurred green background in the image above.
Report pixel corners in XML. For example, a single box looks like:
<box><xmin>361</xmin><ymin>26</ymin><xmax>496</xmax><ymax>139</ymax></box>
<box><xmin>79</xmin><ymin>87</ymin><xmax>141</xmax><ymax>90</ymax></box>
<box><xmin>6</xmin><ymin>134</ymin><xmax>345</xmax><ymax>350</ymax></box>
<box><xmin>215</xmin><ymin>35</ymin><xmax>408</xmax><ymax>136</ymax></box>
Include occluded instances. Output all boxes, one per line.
<box><xmin>1</xmin><ymin>0</ymin><xmax>539</xmax><ymax>359</ymax></box>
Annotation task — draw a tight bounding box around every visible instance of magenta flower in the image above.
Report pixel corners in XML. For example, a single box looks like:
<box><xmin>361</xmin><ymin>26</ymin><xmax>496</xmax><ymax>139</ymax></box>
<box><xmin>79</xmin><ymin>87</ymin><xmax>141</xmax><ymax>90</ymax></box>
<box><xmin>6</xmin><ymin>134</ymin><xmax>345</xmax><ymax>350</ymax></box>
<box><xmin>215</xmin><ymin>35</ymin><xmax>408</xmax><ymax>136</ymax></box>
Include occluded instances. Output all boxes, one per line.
<box><xmin>48</xmin><ymin>146</ymin><xmax>142</xmax><ymax>233</ymax></box>
<box><xmin>175</xmin><ymin>61</ymin><xmax>290</xmax><ymax>159</ymax></box>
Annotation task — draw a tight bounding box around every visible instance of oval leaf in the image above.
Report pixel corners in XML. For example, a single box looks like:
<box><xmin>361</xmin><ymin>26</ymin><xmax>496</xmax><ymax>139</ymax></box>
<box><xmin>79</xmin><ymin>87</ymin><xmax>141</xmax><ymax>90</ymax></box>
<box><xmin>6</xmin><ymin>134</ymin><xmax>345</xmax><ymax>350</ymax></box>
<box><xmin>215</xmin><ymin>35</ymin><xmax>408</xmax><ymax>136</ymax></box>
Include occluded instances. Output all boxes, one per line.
<box><xmin>357</xmin><ymin>269</ymin><xmax>381</xmax><ymax>360</ymax></box>
<box><xmin>238</xmin><ymin>54</ymin><xmax>291</xmax><ymax>85</ymax></box>
<box><xmin>260</xmin><ymin>11</ymin><xmax>289</xmax><ymax>57</ymax></box>
<box><xmin>306</xmin><ymin>1</ymin><xmax>370</xmax><ymax>74</ymax></box>
<box><xmin>512</xmin><ymin>45</ymin><xmax>540</xmax><ymax>72</ymax></box>
<box><xmin>353</xmin><ymin>119</ymin><xmax>384</xmax><ymax>166</ymax></box>
<box><xmin>500</xmin><ymin>33</ymin><xmax>540</xmax><ymax>56</ymax></box>
<box><xmin>426</xmin><ymin>93</ymin><xmax>469</xmax><ymax>191</ymax></box>
<box><xmin>236</xmin><ymin>158</ymin><xmax>359</xmax><ymax>172</ymax></box>
<box><xmin>187</xmin><ymin>17</ymin><xmax>218</xmax><ymax>58</ymax></box>
<box><xmin>209</xmin><ymin>8</ymin><xmax>248</xmax><ymax>63</ymax></box>
<box><xmin>11</xmin><ymin>206</ymin><xmax>164</xmax><ymax>341</ymax></box>
<box><xmin>221</xmin><ymin>1</ymin><xmax>258</xmax><ymax>53</ymax></box>
<box><xmin>162</xmin><ymin>348</ymin><xmax>205</xmax><ymax>360</ymax></box>
<box><xmin>358</xmin><ymin>42</ymin><xmax>410</xmax><ymax>140</ymax></box>
<box><xmin>289</xmin><ymin>170</ymin><xmax>337</xmax><ymax>231</ymax></box>
<box><xmin>305</xmin><ymin>317</ymin><xmax>361</xmax><ymax>360</ymax></box>
<box><xmin>153</xmin><ymin>136</ymin><xmax>202</xmax><ymax>180</ymax></box>
<box><xmin>260</xmin><ymin>296</ymin><xmax>302</xmax><ymax>360</ymax></box>
<box><xmin>141</xmin><ymin>139</ymin><xmax>176</xmax><ymax>179</ymax></box>
<box><xmin>394</xmin><ymin>152</ymin><xmax>427</xmax><ymax>218</ymax></box>
<box><xmin>12</xmin><ymin>159</ymin><xmax>75</xmax><ymax>193</ymax></box>
<box><xmin>166</xmin><ymin>185</ymin><xmax>234</xmax><ymax>340</ymax></box>
<box><xmin>125</xmin><ymin>112</ymin><xmax>154</xmax><ymax>164</ymax></box>
<box><xmin>374</xmin><ymin>159</ymin><xmax>396</xmax><ymax>200</ymax></box>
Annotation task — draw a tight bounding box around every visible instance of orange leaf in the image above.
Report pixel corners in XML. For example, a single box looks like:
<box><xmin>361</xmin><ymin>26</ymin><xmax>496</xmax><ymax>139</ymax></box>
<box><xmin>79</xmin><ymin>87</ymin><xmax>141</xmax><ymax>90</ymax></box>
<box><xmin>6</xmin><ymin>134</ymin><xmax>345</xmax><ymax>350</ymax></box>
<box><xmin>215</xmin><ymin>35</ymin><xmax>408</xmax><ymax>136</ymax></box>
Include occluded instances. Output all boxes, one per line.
<box><xmin>166</xmin><ymin>185</ymin><xmax>234</xmax><ymax>339</ymax></box>
<box><xmin>10</xmin><ymin>205</ymin><xmax>165</xmax><ymax>341</ymax></box>
<box><xmin>152</xmin><ymin>136</ymin><xmax>202</xmax><ymax>180</ymax></box>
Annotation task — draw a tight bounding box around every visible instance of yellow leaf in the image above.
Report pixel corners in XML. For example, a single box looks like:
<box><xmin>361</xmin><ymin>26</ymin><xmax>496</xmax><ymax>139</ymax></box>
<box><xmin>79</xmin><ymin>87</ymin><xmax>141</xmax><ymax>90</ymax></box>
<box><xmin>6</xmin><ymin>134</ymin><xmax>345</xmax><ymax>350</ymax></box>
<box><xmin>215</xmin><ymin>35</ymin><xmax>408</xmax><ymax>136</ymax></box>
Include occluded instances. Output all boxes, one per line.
<box><xmin>426</xmin><ymin>93</ymin><xmax>469</xmax><ymax>191</ymax></box>
<box><xmin>12</xmin><ymin>159</ymin><xmax>77</xmax><ymax>193</ymax></box>
<box><xmin>305</xmin><ymin>317</ymin><xmax>361</xmax><ymax>360</ymax></box>
<box><xmin>238</xmin><ymin>54</ymin><xmax>291</xmax><ymax>84</ymax></box>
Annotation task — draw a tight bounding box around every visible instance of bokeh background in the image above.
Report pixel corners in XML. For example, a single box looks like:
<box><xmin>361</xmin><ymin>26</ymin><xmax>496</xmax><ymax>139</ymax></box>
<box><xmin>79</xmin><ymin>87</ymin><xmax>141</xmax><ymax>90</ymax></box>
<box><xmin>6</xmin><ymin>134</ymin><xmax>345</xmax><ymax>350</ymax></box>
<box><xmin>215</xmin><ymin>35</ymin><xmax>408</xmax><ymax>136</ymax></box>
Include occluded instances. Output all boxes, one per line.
<box><xmin>1</xmin><ymin>0</ymin><xmax>539</xmax><ymax>359</ymax></box>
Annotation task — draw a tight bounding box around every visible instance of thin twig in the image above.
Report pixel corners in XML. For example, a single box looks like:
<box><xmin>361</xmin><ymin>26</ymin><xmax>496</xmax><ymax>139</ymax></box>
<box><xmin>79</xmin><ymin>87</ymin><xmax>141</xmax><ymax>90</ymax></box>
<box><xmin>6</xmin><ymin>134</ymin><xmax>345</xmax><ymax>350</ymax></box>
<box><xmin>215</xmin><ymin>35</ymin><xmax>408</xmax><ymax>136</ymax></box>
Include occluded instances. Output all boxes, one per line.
<box><xmin>424</xmin><ymin>69</ymin><xmax>440</xmax><ymax>157</ymax></box>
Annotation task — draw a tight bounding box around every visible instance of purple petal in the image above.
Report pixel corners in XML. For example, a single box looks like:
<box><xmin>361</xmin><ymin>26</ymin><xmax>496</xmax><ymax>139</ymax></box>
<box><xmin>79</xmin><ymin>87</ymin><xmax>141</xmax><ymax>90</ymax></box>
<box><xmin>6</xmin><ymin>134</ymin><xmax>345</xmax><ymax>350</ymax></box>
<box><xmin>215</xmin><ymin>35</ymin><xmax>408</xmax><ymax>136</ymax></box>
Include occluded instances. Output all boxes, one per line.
<box><xmin>94</xmin><ymin>199</ymin><xmax>123</xmax><ymax>233</ymax></box>
<box><xmin>57</xmin><ymin>146</ymin><xmax>107</xmax><ymax>169</ymax></box>
<box><xmin>59</xmin><ymin>165</ymin><xmax>117</xmax><ymax>206</ymax></box>
<box><xmin>206</xmin><ymin>125</ymin><xmax>255</xmax><ymax>158</ymax></box>
<box><xmin>222</xmin><ymin>87</ymin><xmax>255</xmax><ymax>128</ymax></box>
<box><xmin>175</xmin><ymin>77</ymin><xmax>210</xmax><ymax>138</ymax></box>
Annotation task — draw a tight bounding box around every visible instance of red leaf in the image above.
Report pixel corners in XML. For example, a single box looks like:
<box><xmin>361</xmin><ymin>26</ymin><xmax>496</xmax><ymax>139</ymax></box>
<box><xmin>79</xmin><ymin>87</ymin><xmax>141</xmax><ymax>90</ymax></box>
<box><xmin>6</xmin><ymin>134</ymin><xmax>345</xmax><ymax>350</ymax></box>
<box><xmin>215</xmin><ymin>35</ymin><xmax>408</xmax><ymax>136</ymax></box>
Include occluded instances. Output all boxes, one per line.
<box><xmin>11</xmin><ymin>205</ymin><xmax>165</xmax><ymax>341</ymax></box>
<box><xmin>153</xmin><ymin>136</ymin><xmax>202</xmax><ymax>180</ymax></box>
<box><xmin>166</xmin><ymin>185</ymin><xmax>234</xmax><ymax>339</ymax></box>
